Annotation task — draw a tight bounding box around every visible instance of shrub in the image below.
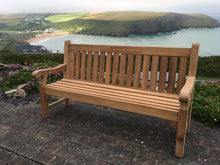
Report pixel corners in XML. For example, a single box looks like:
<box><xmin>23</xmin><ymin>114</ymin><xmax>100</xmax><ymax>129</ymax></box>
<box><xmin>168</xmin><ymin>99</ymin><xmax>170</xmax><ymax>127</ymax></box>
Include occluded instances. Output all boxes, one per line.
<box><xmin>192</xmin><ymin>81</ymin><xmax>220</xmax><ymax>127</ymax></box>
<box><xmin>0</xmin><ymin>63</ymin><xmax>63</xmax><ymax>94</ymax></box>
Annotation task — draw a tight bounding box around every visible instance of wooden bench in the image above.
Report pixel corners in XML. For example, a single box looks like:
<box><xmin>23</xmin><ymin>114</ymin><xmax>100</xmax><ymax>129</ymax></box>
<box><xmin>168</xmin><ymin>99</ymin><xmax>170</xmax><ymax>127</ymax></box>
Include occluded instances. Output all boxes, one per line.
<box><xmin>32</xmin><ymin>40</ymin><xmax>199</xmax><ymax>158</ymax></box>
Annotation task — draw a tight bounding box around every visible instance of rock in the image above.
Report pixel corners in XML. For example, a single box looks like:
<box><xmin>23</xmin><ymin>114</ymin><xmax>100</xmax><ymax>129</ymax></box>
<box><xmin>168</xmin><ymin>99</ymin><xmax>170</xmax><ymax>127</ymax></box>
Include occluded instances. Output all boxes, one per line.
<box><xmin>0</xmin><ymin>63</ymin><xmax>4</xmax><ymax>67</ymax></box>
<box><xmin>17</xmin><ymin>84</ymin><xmax>26</xmax><ymax>89</ymax></box>
<box><xmin>13</xmin><ymin>88</ymin><xmax>27</xmax><ymax>99</ymax></box>
<box><xmin>5</xmin><ymin>89</ymin><xmax>17</xmax><ymax>98</ymax></box>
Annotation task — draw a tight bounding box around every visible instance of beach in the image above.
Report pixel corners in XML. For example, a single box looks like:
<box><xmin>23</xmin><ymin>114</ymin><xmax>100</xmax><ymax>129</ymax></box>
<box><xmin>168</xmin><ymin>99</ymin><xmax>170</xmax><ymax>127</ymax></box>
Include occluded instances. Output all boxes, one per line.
<box><xmin>26</xmin><ymin>32</ymin><xmax>71</xmax><ymax>44</ymax></box>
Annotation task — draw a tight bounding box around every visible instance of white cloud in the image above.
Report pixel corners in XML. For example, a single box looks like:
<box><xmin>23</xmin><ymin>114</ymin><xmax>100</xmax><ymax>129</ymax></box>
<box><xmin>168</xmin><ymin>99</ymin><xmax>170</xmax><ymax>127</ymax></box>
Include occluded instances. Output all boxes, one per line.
<box><xmin>0</xmin><ymin>0</ymin><xmax>219</xmax><ymax>14</ymax></box>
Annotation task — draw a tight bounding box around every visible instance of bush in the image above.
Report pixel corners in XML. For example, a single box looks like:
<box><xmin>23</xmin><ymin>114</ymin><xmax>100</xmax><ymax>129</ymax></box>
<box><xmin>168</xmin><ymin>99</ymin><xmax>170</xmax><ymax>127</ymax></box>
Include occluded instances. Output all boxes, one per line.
<box><xmin>0</xmin><ymin>63</ymin><xmax>63</xmax><ymax>94</ymax></box>
<box><xmin>0</xmin><ymin>51</ymin><xmax>63</xmax><ymax>65</ymax></box>
<box><xmin>192</xmin><ymin>81</ymin><xmax>220</xmax><ymax>127</ymax></box>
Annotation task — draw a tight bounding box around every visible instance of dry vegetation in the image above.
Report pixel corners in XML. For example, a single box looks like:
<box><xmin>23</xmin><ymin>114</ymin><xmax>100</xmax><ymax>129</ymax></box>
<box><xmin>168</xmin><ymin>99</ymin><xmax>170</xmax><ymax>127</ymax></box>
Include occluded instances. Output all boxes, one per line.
<box><xmin>81</xmin><ymin>11</ymin><xmax>166</xmax><ymax>21</ymax></box>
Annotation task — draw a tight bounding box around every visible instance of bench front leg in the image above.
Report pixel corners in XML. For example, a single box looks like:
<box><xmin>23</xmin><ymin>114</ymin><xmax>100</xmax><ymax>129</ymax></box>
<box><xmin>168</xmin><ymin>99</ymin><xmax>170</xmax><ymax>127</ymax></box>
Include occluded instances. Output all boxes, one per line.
<box><xmin>175</xmin><ymin>102</ymin><xmax>189</xmax><ymax>158</ymax></box>
<box><xmin>39</xmin><ymin>75</ymin><xmax>50</xmax><ymax>118</ymax></box>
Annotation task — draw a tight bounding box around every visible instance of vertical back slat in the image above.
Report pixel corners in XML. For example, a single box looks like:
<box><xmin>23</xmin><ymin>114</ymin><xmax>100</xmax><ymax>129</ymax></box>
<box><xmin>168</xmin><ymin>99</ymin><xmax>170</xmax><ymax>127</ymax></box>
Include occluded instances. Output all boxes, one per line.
<box><xmin>99</xmin><ymin>52</ymin><xmax>105</xmax><ymax>83</ymax></box>
<box><xmin>150</xmin><ymin>56</ymin><xmax>159</xmax><ymax>91</ymax></box>
<box><xmin>80</xmin><ymin>51</ymin><xmax>86</xmax><ymax>80</ymax></box>
<box><xmin>167</xmin><ymin>57</ymin><xmax>178</xmax><ymax>93</ymax></box>
<box><xmin>119</xmin><ymin>54</ymin><xmax>126</xmax><ymax>87</ymax></box>
<box><xmin>112</xmin><ymin>53</ymin><xmax>119</xmax><ymax>85</ymax></box>
<box><xmin>141</xmin><ymin>55</ymin><xmax>150</xmax><ymax>89</ymax></box>
<box><xmin>75</xmin><ymin>51</ymin><xmax>80</xmax><ymax>80</ymax></box>
<box><xmin>69</xmin><ymin>50</ymin><xmax>75</xmax><ymax>79</ymax></box>
<box><xmin>105</xmin><ymin>52</ymin><xmax>112</xmax><ymax>85</ymax></box>
<box><xmin>93</xmin><ymin>52</ymin><xmax>99</xmax><ymax>82</ymax></box>
<box><xmin>133</xmin><ymin>55</ymin><xmax>142</xmax><ymax>88</ymax></box>
<box><xmin>86</xmin><ymin>51</ymin><xmax>92</xmax><ymax>81</ymax></box>
<box><xmin>126</xmin><ymin>55</ymin><xmax>134</xmax><ymax>88</ymax></box>
<box><xmin>158</xmin><ymin>56</ymin><xmax>168</xmax><ymax>92</ymax></box>
<box><xmin>176</xmin><ymin>57</ymin><xmax>188</xmax><ymax>94</ymax></box>
<box><xmin>188</xmin><ymin>43</ymin><xmax>199</xmax><ymax>77</ymax></box>
<box><xmin>64</xmin><ymin>40</ymin><xmax>71</xmax><ymax>79</ymax></box>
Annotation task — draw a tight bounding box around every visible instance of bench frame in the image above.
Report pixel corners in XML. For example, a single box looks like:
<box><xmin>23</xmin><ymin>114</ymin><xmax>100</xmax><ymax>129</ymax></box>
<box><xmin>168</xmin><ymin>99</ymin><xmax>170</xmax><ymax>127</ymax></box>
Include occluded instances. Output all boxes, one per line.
<box><xmin>32</xmin><ymin>41</ymin><xmax>199</xmax><ymax>158</ymax></box>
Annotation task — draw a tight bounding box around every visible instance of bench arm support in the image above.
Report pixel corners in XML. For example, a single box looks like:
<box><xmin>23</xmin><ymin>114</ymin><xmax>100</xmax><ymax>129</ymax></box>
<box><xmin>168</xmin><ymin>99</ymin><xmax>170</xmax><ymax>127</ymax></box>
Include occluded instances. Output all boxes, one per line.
<box><xmin>32</xmin><ymin>64</ymin><xmax>67</xmax><ymax>79</ymax></box>
<box><xmin>179</xmin><ymin>76</ymin><xmax>195</xmax><ymax>103</ymax></box>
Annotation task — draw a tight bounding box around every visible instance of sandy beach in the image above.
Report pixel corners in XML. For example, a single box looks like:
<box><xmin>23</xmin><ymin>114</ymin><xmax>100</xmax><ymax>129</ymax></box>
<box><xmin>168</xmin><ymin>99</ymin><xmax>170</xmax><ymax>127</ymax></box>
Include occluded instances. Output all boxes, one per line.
<box><xmin>26</xmin><ymin>32</ymin><xmax>71</xmax><ymax>44</ymax></box>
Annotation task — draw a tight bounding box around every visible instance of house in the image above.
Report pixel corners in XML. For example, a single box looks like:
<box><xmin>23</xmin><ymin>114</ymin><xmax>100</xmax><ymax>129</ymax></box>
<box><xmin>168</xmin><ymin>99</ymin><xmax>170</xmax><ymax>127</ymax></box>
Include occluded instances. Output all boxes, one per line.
<box><xmin>16</xmin><ymin>45</ymin><xmax>48</xmax><ymax>54</ymax></box>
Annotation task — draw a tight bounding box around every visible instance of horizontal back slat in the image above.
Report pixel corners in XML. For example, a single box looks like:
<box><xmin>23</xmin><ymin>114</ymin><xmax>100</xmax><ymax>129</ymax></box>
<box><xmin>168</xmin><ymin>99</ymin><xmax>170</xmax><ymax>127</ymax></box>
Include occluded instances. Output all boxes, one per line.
<box><xmin>69</xmin><ymin>44</ymin><xmax>191</xmax><ymax>57</ymax></box>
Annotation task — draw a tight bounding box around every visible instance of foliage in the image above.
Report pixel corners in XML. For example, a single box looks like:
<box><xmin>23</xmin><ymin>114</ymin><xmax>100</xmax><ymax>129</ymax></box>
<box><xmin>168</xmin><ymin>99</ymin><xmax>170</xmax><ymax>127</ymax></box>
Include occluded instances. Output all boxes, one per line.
<box><xmin>0</xmin><ymin>64</ymin><xmax>63</xmax><ymax>94</ymax></box>
<box><xmin>192</xmin><ymin>81</ymin><xmax>220</xmax><ymax>127</ymax></box>
<box><xmin>197</xmin><ymin>56</ymin><xmax>220</xmax><ymax>78</ymax></box>
<box><xmin>0</xmin><ymin>51</ymin><xmax>63</xmax><ymax>65</ymax></box>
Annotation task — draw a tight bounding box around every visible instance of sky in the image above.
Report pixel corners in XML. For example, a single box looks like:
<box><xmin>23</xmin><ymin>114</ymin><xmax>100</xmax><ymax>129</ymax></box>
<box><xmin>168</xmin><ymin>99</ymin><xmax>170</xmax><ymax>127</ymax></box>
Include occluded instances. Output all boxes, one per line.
<box><xmin>0</xmin><ymin>0</ymin><xmax>220</xmax><ymax>15</ymax></box>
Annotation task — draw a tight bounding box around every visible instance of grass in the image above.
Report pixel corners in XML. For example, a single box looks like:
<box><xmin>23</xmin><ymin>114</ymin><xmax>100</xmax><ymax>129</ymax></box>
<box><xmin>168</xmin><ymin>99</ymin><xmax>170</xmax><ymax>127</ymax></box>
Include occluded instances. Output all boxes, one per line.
<box><xmin>45</xmin><ymin>13</ymin><xmax>88</xmax><ymax>23</ymax></box>
<box><xmin>81</xmin><ymin>11</ymin><xmax>166</xmax><ymax>21</ymax></box>
<box><xmin>0</xmin><ymin>30</ymin><xmax>19</xmax><ymax>33</ymax></box>
<box><xmin>196</xmin><ymin>77</ymin><xmax>220</xmax><ymax>81</ymax></box>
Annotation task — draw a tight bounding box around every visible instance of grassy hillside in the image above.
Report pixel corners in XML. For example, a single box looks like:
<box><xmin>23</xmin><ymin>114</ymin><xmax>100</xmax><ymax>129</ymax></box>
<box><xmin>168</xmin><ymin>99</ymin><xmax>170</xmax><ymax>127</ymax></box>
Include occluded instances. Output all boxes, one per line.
<box><xmin>48</xmin><ymin>11</ymin><xmax>220</xmax><ymax>36</ymax></box>
<box><xmin>45</xmin><ymin>13</ymin><xmax>88</xmax><ymax>23</ymax></box>
<box><xmin>82</xmin><ymin>11</ymin><xmax>166</xmax><ymax>21</ymax></box>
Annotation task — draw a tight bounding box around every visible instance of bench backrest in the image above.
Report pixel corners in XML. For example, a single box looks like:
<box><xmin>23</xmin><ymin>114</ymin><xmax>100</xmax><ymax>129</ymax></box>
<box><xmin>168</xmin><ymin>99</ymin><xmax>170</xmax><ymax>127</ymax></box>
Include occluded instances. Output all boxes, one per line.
<box><xmin>64</xmin><ymin>40</ymin><xmax>199</xmax><ymax>94</ymax></box>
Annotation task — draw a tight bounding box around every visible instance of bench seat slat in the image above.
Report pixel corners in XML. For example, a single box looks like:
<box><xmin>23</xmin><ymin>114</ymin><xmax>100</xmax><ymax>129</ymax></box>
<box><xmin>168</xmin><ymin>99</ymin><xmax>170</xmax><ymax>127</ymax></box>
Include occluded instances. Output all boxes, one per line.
<box><xmin>58</xmin><ymin>79</ymin><xmax>179</xmax><ymax>103</ymax></box>
<box><xmin>45</xmin><ymin>84</ymin><xmax>178</xmax><ymax>121</ymax></box>
<box><xmin>49</xmin><ymin>81</ymin><xmax>179</xmax><ymax>109</ymax></box>
<box><xmin>61</xmin><ymin>78</ymin><xmax>179</xmax><ymax>99</ymax></box>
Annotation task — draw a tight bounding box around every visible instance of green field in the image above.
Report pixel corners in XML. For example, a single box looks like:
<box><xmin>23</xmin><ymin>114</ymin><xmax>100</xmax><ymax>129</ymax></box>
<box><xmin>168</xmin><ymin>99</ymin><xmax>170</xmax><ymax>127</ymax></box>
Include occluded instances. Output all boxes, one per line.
<box><xmin>82</xmin><ymin>11</ymin><xmax>166</xmax><ymax>21</ymax></box>
<box><xmin>45</xmin><ymin>13</ymin><xmax>88</xmax><ymax>23</ymax></box>
<box><xmin>0</xmin><ymin>30</ymin><xmax>19</xmax><ymax>33</ymax></box>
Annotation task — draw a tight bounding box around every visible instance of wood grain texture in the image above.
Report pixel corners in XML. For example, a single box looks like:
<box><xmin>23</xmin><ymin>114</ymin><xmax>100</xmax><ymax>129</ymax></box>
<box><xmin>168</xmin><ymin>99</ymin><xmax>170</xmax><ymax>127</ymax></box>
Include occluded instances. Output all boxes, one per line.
<box><xmin>75</xmin><ymin>51</ymin><xmax>80</xmax><ymax>80</ymax></box>
<box><xmin>167</xmin><ymin>57</ymin><xmax>178</xmax><ymax>94</ymax></box>
<box><xmin>176</xmin><ymin>57</ymin><xmax>188</xmax><ymax>94</ymax></box>
<box><xmin>92</xmin><ymin>52</ymin><xmax>99</xmax><ymax>82</ymax></box>
<box><xmin>80</xmin><ymin>51</ymin><xmax>86</xmax><ymax>80</ymax></box>
<box><xmin>119</xmin><ymin>54</ymin><xmax>126</xmax><ymax>87</ymax></box>
<box><xmin>99</xmin><ymin>52</ymin><xmax>105</xmax><ymax>83</ymax></box>
<box><xmin>105</xmin><ymin>52</ymin><xmax>112</xmax><ymax>85</ymax></box>
<box><xmin>141</xmin><ymin>55</ymin><xmax>150</xmax><ymax>89</ymax></box>
<box><xmin>188</xmin><ymin>43</ymin><xmax>199</xmax><ymax>77</ymax></box>
<box><xmin>70</xmin><ymin>44</ymin><xmax>191</xmax><ymax>57</ymax></box>
<box><xmin>126</xmin><ymin>55</ymin><xmax>134</xmax><ymax>88</ymax></box>
<box><xmin>86</xmin><ymin>51</ymin><xmax>92</xmax><ymax>81</ymax></box>
<box><xmin>64</xmin><ymin>40</ymin><xmax>71</xmax><ymax>79</ymax></box>
<box><xmin>112</xmin><ymin>53</ymin><xmax>119</xmax><ymax>85</ymax></box>
<box><xmin>150</xmin><ymin>56</ymin><xmax>159</xmax><ymax>91</ymax></box>
<box><xmin>133</xmin><ymin>55</ymin><xmax>142</xmax><ymax>88</ymax></box>
<box><xmin>69</xmin><ymin>51</ymin><xmax>75</xmax><ymax>79</ymax></box>
<box><xmin>158</xmin><ymin>56</ymin><xmax>168</xmax><ymax>92</ymax></box>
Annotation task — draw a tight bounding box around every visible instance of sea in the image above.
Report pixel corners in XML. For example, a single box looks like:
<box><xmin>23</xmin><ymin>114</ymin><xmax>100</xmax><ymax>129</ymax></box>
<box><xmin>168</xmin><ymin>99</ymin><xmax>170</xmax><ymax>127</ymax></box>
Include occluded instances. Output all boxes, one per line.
<box><xmin>33</xmin><ymin>27</ymin><xmax>220</xmax><ymax>57</ymax></box>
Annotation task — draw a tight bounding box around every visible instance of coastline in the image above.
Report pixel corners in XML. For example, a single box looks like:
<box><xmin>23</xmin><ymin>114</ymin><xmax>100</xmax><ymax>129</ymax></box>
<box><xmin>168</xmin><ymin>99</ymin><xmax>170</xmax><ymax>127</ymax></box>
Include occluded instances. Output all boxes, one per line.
<box><xmin>26</xmin><ymin>32</ymin><xmax>71</xmax><ymax>44</ymax></box>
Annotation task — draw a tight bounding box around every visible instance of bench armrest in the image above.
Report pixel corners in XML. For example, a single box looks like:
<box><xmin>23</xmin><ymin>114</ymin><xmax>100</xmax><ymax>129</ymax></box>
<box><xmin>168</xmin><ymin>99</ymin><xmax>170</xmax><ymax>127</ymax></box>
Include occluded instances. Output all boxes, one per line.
<box><xmin>179</xmin><ymin>76</ymin><xmax>195</xmax><ymax>103</ymax></box>
<box><xmin>32</xmin><ymin>64</ymin><xmax>67</xmax><ymax>79</ymax></box>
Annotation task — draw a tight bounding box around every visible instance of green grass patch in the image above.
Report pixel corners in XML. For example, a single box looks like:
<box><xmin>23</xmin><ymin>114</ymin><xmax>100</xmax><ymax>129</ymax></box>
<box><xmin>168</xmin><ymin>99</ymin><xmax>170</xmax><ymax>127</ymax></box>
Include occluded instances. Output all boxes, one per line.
<box><xmin>45</xmin><ymin>13</ymin><xmax>88</xmax><ymax>23</ymax></box>
<box><xmin>0</xmin><ymin>30</ymin><xmax>19</xmax><ymax>33</ymax></box>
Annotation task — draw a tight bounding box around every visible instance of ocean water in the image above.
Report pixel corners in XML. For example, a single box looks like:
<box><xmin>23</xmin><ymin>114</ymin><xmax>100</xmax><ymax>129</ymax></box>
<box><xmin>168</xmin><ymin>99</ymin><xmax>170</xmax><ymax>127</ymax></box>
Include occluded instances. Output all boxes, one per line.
<box><xmin>33</xmin><ymin>28</ymin><xmax>220</xmax><ymax>57</ymax></box>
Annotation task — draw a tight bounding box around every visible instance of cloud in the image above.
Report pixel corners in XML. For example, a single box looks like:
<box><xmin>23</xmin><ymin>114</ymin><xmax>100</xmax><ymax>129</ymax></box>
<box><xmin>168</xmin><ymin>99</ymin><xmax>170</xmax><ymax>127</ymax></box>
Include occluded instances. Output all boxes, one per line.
<box><xmin>0</xmin><ymin>0</ymin><xmax>220</xmax><ymax>14</ymax></box>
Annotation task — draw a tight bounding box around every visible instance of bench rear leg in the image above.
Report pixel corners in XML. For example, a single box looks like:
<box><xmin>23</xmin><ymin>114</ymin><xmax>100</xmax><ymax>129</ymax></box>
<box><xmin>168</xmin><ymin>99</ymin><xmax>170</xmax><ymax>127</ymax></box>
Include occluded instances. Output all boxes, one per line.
<box><xmin>175</xmin><ymin>108</ymin><xmax>188</xmax><ymax>158</ymax></box>
<box><xmin>40</xmin><ymin>93</ymin><xmax>49</xmax><ymax>118</ymax></box>
<box><xmin>65</xmin><ymin>98</ymin><xmax>72</xmax><ymax>105</ymax></box>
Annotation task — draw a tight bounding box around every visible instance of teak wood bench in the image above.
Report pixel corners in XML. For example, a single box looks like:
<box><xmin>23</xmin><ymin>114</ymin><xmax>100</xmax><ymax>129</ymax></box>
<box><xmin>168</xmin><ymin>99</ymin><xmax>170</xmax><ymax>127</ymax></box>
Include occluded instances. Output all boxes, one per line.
<box><xmin>32</xmin><ymin>40</ymin><xmax>199</xmax><ymax>158</ymax></box>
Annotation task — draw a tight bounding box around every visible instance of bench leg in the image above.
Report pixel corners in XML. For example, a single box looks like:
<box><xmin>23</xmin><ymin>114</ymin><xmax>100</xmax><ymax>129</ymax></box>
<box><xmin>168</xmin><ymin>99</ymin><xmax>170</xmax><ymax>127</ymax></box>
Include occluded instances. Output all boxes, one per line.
<box><xmin>40</xmin><ymin>93</ymin><xmax>49</xmax><ymax>118</ymax></box>
<box><xmin>186</xmin><ymin>99</ymin><xmax>193</xmax><ymax>133</ymax></box>
<box><xmin>65</xmin><ymin>98</ymin><xmax>72</xmax><ymax>106</ymax></box>
<box><xmin>175</xmin><ymin>105</ymin><xmax>188</xmax><ymax>158</ymax></box>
